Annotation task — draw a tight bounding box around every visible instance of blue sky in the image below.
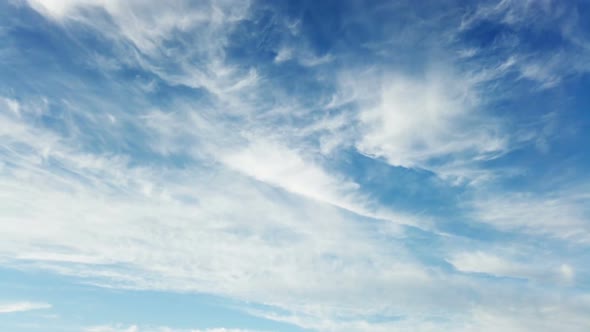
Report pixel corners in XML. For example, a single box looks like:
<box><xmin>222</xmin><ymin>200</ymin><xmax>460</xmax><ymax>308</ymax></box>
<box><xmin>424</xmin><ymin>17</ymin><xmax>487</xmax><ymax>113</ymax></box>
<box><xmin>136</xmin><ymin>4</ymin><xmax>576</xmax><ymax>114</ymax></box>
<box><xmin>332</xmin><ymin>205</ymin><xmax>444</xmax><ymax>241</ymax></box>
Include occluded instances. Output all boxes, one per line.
<box><xmin>0</xmin><ymin>0</ymin><xmax>589</xmax><ymax>331</ymax></box>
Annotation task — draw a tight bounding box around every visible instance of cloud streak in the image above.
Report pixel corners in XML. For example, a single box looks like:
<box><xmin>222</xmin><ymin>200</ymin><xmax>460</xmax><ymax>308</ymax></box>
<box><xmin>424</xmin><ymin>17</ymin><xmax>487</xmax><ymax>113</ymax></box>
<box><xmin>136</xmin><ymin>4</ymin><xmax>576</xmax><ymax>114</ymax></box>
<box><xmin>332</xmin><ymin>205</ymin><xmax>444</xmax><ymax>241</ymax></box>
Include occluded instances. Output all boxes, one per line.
<box><xmin>0</xmin><ymin>302</ymin><xmax>51</xmax><ymax>314</ymax></box>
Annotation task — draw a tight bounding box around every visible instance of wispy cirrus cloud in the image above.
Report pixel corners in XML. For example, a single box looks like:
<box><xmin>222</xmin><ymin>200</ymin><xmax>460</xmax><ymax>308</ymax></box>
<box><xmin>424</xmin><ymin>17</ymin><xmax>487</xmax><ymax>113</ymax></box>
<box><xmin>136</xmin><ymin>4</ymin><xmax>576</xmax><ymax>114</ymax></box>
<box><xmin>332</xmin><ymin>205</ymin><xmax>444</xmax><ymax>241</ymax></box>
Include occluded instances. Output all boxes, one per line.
<box><xmin>459</xmin><ymin>0</ymin><xmax>590</xmax><ymax>89</ymax></box>
<box><xmin>470</xmin><ymin>189</ymin><xmax>590</xmax><ymax>242</ymax></box>
<box><xmin>349</xmin><ymin>67</ymin><xmax>510</xmax><ymax>183</ymax></box>
<box><xmin>448</xmin><ymin>250</ymin><xmax>576</xmax><ymax>284</ymax></box>
<box><xmin>0</xmin><ymin>302</ymin><xmax>51</xmax><ymax>314</ymax></box>
<box><xmin>85</xmin><ymin>325</ymin><xmax>263</xmax><ymax>332</ymax></box>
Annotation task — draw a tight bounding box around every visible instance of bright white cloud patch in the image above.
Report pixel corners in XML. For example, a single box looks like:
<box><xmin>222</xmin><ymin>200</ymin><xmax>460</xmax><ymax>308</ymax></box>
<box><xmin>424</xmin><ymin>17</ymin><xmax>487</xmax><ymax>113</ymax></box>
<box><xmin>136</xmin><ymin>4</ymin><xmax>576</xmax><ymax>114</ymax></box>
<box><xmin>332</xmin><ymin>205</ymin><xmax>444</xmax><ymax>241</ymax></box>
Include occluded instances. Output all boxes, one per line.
<box><xmin>220</xmin><ymin>139</ymin><xmax>414</xmax><ymax>225</ymax></box>
<box><xmin>351</xmin><ymin>68</ymin><xmax>509</xmax><ymax>184</ymax></box>
<box><xmin>0</xmin><ymin>302</ymin><xmax>51</xmax><ymax>313</ymax></box>
<box><xmin>471</xmin><ymin>191</ymin><xmax>590</xmax><ymax>242</ymax></box>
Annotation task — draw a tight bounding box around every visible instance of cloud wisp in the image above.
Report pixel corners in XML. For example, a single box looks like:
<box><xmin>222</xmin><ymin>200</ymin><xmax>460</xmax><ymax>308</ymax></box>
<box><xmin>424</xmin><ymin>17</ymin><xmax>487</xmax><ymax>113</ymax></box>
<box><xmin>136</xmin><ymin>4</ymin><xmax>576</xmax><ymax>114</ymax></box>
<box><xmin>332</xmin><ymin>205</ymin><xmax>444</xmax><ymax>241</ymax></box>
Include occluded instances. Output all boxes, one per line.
<box><xmin>0</xmin><ymin>302</ymin><xmax>51</xmax><ymax>314</ymax></box>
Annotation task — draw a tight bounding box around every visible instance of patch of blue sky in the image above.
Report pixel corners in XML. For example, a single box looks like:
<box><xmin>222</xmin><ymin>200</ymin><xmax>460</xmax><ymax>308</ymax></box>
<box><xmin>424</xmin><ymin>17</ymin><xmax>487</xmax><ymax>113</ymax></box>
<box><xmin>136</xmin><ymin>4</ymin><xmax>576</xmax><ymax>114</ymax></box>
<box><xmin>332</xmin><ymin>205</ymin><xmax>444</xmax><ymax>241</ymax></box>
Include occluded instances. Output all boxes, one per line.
<box><xmin>0</xmin><ymin>267</ymin><xmax>307</xmax><ymax>332</ymax></box>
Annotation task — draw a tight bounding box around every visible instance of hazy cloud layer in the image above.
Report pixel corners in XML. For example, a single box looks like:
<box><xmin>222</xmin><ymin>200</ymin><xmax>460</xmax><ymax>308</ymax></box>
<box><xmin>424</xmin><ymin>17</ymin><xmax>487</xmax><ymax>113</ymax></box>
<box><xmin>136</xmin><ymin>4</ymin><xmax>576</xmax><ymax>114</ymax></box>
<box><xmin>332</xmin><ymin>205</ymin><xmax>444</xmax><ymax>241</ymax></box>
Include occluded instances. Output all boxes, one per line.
<box><xmin>0</xmin><ymin>0</ymin><xmax>589</xmax><ymax>331</ymax></box>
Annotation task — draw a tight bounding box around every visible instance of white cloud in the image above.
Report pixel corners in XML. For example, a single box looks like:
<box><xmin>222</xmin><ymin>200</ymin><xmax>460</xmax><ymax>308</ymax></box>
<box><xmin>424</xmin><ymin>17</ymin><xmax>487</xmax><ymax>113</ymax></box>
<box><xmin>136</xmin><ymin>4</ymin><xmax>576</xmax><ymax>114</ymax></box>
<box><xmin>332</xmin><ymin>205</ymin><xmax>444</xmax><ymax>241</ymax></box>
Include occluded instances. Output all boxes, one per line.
<box><xmin>460</xmin><ymin>0</ymin><xmax>590</xmax><ymax>89</ymax></box>
<box><xmin>274</xmin><ymin>46</ymin><xmax>292</xmax><ymax>63</ymax></box>
<box><xmin>86</xmin><ymin>325</ymin><xmax>139</xmax><ymax>332</ymax></box>
<box><xmin>0</xmin><ymin>97</ymin><xmax>20</xmax><ymax>115</ymax></box>
<box><xmin>251</xmin><ymin>294</ymin><xmax>590</xmax><ymax>332</ymax></box>
<box><xmin>25</xmin><ymin>0</ymin><xmax>91</xmax><ymax>19</ymax></box>
<box><xmin>85</xmin><ymin>325</ymin><xmax>262</xmax><ymax>332</ymax></box>
<box><xmin>347</xmin><ymin>68</ymin><xmax>509</xmax><ymax>183</ymax></box>
<box><xmin>274</xmin><ymin>46</ymin><xmax>332</xmax><ymax>67</ymax></box>
<box><xmin>220</xmin><ymin>139</ymin><xmax>417</xmax><ymax>227</ymax></box>
<box><xmin>6</xmin><ymin>2</ymin><xmax>590</xmax><ymax>332</ymax></box>
<box><xmin>470</xmin><ymin>190</ymin><xmax>590</xmax><ymax>242</ymax></box>
<box><xmin>27</xmin><ymin>0</ymin><xmax>254</xmax><ymax>99</ymax></box>
<box><xmin>447</xmin><ymin>250</ymin><xmax>580</xmax><ymax>285</ymax></box>
<box><xmin>26</xmin><ymin>0</ymin><xmax>248</xmax><ymax>51</ymax></box>
<box><xmin>448</xmin><ymin>251</ymin><xmax>534</xmax><ymax>279</ymax></box>
<box><xmin>0</xmin><ymin>93</ymin><xmax>431</xmax><ymax>324</ymax></box>
<box><xmin>560</xmin><ymin>264</ymin><xmax>575</xmax><ymax>283</ymax></box>
<box><xmin>0</xmin><ymin>302</ymin><xmax>51</xmax><ymax>313</ymax></box>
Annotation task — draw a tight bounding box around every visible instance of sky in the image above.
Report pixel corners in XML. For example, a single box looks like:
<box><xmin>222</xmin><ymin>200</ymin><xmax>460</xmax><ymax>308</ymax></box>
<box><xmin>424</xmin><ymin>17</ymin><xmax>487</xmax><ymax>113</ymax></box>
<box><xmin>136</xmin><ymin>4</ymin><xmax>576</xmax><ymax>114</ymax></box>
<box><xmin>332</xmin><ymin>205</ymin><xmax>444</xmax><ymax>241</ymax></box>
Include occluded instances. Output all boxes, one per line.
<box><xmin>0</xmin><ymin>0</ymin><xmax>589</xmax><ymax>331</ymax></box>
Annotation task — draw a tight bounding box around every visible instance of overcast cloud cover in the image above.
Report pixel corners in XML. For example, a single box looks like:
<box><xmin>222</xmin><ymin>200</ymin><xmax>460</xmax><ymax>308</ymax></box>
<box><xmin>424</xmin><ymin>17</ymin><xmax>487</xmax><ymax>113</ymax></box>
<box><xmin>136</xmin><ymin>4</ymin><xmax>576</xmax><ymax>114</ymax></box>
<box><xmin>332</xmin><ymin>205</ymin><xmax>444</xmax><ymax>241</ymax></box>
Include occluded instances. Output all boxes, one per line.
<box><xmin>0</xmin><ymin>0</ymin><xmax>589</xmax><ymax>331</ymax></box>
